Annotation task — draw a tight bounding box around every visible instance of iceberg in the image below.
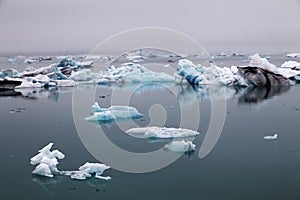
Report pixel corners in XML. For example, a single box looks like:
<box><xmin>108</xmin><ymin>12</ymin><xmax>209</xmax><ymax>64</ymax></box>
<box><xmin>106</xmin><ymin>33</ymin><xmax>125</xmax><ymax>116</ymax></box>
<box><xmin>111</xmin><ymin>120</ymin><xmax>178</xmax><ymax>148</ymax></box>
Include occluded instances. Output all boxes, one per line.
<box><xmin>97</xmin><ymin>63</ymin><xmax>174</xmax><ymax>84</ymax></box>
<box><xmin>263</xmin><ymin>133</ymin><xmax>278</xmax><ymax>140</ymax></box>
<box><xmin>85</xmin><ymin>102</ymin><xmax>143</xmax><ymax>121</ymax></box>
<box><xmin>126</xmin><ymin>126</ymin><xmax>199</xmax><ymax>139</ymax></box>
<box><xmin>286</xmin><ymin>53</ymin><xmax>300</xmax><ymax>58</ymax></box>
<box><xmin>176</xmin><ymin>59</ymin><xmax>247</xmax><ymax>86</ymax></box>
<box><xmin>0</xmin><ymin>68</ymin><xmax>20</xmax><ymax>78</ymax></box>
<box><xmin>164</xmin><ymin>140</ymin><xmax>196</xmax><ymax>153</ymax></box>
<box><xmin>238</xmin><ymin>67</ymin><xmax>292</xmax><ymax>86</ymax></box>
<box><xmin>69</xmin><ymin>69</ymin><xmax>99</xmax><ymax>82</ymax></box>
<box><xmin>246</xmin><ymin>54</ymin><xmax>300</xmax><ymax>79</ymax></box>
<box><xmin>248</xmin><ymin>53</ymin><xmax>279</xmax><ymax>74</ymax></box>
<box><xmin>30</xmin><ymin>143</ymin><xmax>111</xmax><ymax>180</ymax></box>
<box><xmin>281</xmin><ymin>61</ymin><xmax>300</xmax><ymax>70</ymax></box>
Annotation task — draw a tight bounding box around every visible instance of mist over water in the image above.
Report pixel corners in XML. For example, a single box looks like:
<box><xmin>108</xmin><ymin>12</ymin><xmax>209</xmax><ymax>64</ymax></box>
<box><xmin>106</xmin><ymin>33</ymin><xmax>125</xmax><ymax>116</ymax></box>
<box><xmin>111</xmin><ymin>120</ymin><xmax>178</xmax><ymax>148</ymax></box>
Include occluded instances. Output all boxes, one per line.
<box><xmin>0</xmin><ymin>0</ymin><xmax>299</xmax><ymax>55</ymax></box>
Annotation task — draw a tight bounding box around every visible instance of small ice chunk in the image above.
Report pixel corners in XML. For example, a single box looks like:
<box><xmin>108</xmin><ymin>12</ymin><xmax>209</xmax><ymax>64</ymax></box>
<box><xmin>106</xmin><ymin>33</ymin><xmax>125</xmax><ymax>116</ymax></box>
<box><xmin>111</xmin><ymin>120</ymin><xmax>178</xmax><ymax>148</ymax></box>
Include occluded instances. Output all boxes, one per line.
<box><xmin>30</xmin><ymin>143</ymin><xmax>65</xmax><ymax>177</ymax></box>
<box><xmin>32</xmin><ymin>163</ymin><xmax>53</xmax><ymax>177</ymax></box>
<box><xmin>263</xmin><ymin>134</ymin><xmax>278</xmax><ymax>140</ymax></box>
<box><xmin>126</xmin><ymin>126</ymin><xmax>199</xmax><ymax>139</ymax></box>
<box><xmin>64</xmin><ymin>162</ymin><xmax>111</xmax><ymax>180</ymax></box>
<box><xmin>164</xmin><ymin>140</ymin><xmax>196</xmax><ymax>153</ymax></box>
<box><xmin>230</xmin><ymin>65</ymin><xmax>239</xmax><ymax>74</ymax></box>
<box><xmin>85</xmin><ymin>102</ymin><xmax>143</xmax><ymax>121</ymax></box>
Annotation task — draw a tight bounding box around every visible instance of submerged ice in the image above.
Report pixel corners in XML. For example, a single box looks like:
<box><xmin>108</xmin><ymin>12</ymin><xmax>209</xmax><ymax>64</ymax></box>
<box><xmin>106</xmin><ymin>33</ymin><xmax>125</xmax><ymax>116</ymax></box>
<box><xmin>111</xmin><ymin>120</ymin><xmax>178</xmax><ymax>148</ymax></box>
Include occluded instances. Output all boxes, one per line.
<box><xmin>85</xmin><ymin>102</ymin><xmax>143</xmax><ymax>121</ymax></box>
<box><xmin>30</xmin><ymin>143</ymin><xmax>111</xmax><ymax>180</ymax></box>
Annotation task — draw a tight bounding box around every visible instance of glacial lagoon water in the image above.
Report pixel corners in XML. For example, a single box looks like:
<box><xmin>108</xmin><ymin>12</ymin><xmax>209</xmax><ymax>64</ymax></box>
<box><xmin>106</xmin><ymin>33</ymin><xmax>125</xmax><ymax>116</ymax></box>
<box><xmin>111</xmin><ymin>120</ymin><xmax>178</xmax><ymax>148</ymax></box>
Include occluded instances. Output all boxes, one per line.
<box><xmin>1</xmin><ymin>55</ymin><xmax>300</xmax><ymax>199</ymax></box>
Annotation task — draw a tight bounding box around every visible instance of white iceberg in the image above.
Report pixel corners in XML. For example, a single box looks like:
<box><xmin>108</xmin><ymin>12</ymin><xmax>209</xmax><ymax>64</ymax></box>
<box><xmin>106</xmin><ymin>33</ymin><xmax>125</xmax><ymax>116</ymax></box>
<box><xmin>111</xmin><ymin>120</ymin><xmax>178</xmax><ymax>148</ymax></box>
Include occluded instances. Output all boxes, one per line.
<box><xmin>69</xmin><ymin>69</ymin><xmax>99</xmax><ymax>82</ymax></box>
<box><xmin>30</xmin><ymin>143</ymin><xmax>65</xmax><ymax>176</ymax></box>
<box><xmin>126</xmin><ymin>126</ymin><xmax>199</xmax><ymax>139</ymax></box>
<box><xmin>281</xmin><ymin>61</ymin><xmax>300</xmax><ymax>70</ymax></box>
<box><xmin>247</xmin><ymin>54</ymin><xmax>300</xmax><ymax>79</ymax></box>
<box><xmin>286</xmin><ymin>53</ymin><xmax>300</xmax><ymax>58</ymax></box>
<box><xmin>164</xmin><ymin>140</ymin><xmax>196</xmax><ymax>153</ymax></box>
<box><xmin>249</xmin><ymin>53</ymin><xmax>279</xmax><ymax>73</ymax></box>
<box><xmin>263</xmin><ymin>134</ymin><xmax>278</xmax><ymax>140</ymax></box>
<box><xmin>30</xmin><ymin>143</ymin><xmax>111</xmax><ymax>180</ymax></box>
<box><xmin>85</xmin><ymin>102</ymin><xmax>143</xmax><ymax>121</ymax></box>
<box><xmin>97</xmin><ymin>63</ymin><xmax>174</xmax><ymax>84</ymax></box>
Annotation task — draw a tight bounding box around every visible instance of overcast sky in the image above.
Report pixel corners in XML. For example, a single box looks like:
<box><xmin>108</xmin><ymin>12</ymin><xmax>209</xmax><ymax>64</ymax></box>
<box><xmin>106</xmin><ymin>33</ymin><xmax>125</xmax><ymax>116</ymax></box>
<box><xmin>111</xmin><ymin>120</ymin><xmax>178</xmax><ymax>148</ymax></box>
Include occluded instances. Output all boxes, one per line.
<box><xmin>0</xmin><ymin>0</ymin><xmax>299</xmax><ymax>55</ymax></box>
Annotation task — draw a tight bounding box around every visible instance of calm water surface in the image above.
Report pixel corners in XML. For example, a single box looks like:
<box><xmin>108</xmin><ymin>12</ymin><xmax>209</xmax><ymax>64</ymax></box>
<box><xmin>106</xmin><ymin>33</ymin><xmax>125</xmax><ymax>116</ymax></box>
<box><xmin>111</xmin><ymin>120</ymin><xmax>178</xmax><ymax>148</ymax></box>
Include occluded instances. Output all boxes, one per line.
<box><xmin>1</xmin><ymin>55</ymin><xmax>300</xmax><ymax>200</ymax></box>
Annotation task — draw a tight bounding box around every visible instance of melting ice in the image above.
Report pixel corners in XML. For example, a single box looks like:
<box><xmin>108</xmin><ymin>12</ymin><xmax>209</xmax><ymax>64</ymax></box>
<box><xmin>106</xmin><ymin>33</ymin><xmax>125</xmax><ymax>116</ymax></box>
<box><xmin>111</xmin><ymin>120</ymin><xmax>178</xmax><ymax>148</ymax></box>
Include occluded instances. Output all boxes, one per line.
<box><xmin>30</xmin><ymin>143</ymin><xmax>111</xmax><ymax>180</ymax></box>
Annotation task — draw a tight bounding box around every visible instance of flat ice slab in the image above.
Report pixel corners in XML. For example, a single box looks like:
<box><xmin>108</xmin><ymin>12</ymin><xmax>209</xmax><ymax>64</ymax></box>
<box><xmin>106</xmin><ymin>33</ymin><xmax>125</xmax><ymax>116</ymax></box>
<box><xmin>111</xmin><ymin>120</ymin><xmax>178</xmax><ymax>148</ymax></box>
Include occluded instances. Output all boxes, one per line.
<box><xmin>85</xmin><ymin>102</ymin><xmax>143</xmax><ymax>121</ymax></box>
<box><xmin>126</xmin><ymin>126</ymin><xmax>199</xmax><ymax>139</ymax></box>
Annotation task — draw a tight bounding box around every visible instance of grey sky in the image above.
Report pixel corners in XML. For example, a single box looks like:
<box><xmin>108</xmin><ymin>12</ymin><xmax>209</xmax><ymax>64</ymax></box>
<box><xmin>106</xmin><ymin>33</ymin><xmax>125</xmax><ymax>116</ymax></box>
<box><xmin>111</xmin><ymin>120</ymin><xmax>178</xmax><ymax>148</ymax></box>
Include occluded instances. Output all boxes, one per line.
<box><xmin>0</xmin><ymin>0</ymin><xmax>299</xmax><ymax>55</ymax></box>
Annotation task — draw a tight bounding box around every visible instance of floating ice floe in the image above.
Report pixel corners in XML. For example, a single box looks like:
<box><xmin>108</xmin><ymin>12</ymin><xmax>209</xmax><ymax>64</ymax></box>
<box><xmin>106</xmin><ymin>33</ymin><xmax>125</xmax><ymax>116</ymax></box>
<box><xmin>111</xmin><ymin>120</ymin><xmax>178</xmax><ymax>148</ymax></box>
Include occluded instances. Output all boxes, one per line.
<box><xmin>85</xmin><ymin>102</ymin><xmax>143</xmax><ymax>121</ymax></box>
<box><xmin>164</xmin><ymin>140</ymin><xmax>196</xmax><ymax>153</ymax></box>
<box><xmin>286</xmin><ymin>53</ymin><xmax>300</xmax><ymax>58</ymax></box>
<box><xmin>62</xmin><ymin>162</ymin><xmax>111</xmax><ymax>180</ymax></box>
<box><xmin>263</xmin><ymin>134</ymin><xmax>278</xmax><ymax>140</ymax></box>
<box><xmin>97</xmin><ymin>63</ymin><xmax>174</xmax><ymax>84</ymax></box>
<box><xmin>30</xmin><ymin>143</ymin><xmax>65</xmax><ymax>177</ymax></box>
<box><xmin>126</xmin><ymin>126</ymin><xmax>199</xmax><ymax>139</ymax></box>
<box><xmin>30</xmin><ymin>143</ymin><xmax>111</xmax><ymax>180</ymax></box>
<box><xmin>281</xmin><ymin>61</ymin><xmax>300</xmax><ymax>70</ymax></box>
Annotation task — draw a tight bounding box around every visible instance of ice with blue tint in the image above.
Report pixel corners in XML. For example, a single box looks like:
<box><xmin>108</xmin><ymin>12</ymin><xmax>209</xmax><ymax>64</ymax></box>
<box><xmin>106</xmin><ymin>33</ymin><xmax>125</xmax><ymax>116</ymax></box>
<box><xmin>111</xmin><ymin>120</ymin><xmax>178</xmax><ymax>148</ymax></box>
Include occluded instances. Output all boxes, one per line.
<box><xmin>176</xmin><ymin>59</ymin><xmax>247</xmax><ymax>86</ymax></box>
<box><xmin>69</xmin><ymin>69</ymin><xmax>99</xmax><ymax>82</ymax></box>
<box><xmin>164</xmin><ymin>140</ymin><xmax>196</xmax><ymax>153</ymax></box>
<box><xmin>30</xmin><ymin>143</ymin><xmax>111</xmax><ymax>180</ymax></box>
<box><xmin>177</xmin><ymin>54</ymin><xmax>300</xmax><ymax>86</ymax></box>
<box><xmin>85</xmin><ymin>102</ymin><xmax>143</xmax><ymax>121</ymax></box>
<box><xmin>0</xmin><ymin>68</ymin><xmax>20</xmax><ymax>78</ymax></box>
<box><xmin>97</xmin><ymin>63</ymin><xmax>174</xmax><ymax>84</ymax></box>
<box><xmin>126</xmin><ymin>126</ymin><xmax>199</xmax><ymax>139</ymax></box>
